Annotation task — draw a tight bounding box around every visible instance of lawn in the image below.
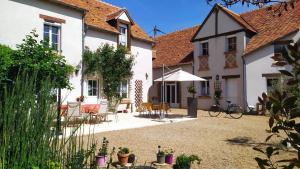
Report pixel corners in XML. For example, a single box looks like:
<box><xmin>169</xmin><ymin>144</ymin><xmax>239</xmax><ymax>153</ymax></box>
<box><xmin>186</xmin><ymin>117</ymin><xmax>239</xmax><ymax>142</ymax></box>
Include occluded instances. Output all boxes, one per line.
<box><xmin>87</xmin><ymin>110</ymin><xmax>296</xmax><ymax>169</ymax></box>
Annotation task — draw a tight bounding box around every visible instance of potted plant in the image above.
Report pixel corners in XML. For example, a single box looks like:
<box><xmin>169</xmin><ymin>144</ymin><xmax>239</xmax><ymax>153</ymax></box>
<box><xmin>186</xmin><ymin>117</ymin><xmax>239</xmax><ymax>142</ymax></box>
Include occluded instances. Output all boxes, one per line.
<box><xmin>76</xmin><ymin>95</ymin><xmax>85</xmax><ymax>102</ymax></box>
<box><xmin>187</xmin><ymin>85</ymin><xmax>198</xmax><ymax>117</ymax></box>
<box><xmin>165</xmin><ymin>148</ymin><xmax>175</xmax><ymax>165</ymax></box>
<box><xmin>95</xmin><ymin>137</ymin><xmax>109</xmax><ymax>167</ymax></box>
<box><xmin>173</xmin><ymin>154</ymin><xmax>201</xmax><ymax>169</ymax></box>
<box><xmin>117</xmin><ymin>147</ymin><xmax>130</xmax><ymax>166</ymax></box>
<box><xmin>156</xmin><ymin>145</ymin><xmax>166</xmax><ymax>164</ymax></box>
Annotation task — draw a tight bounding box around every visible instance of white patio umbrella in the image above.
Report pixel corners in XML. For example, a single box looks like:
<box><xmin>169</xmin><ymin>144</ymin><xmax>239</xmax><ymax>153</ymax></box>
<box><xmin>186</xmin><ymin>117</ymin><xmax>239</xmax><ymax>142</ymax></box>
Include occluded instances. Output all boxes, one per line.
<box><xmin>154</xmin><ymin>69</ymin><xmax>207</xmax><ymax>82</ymax></box>
<box><xmin>154</xmin><ymin>68</ymin><xmax>206</xmax><ymax>118</ymax></box>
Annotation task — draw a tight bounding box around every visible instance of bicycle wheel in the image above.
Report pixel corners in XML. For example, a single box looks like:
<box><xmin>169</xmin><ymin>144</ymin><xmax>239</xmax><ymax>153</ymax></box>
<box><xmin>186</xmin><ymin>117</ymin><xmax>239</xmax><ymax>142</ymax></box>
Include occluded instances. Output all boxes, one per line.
<box><xmin>208</xmin><ymin>105</ymin><xmax>221</xmax><ymax>117</ymax></box>
<box><xmin>229</xmin><ymin>105</ymin><xmax>243</xmax><ymax>119</ymax></box>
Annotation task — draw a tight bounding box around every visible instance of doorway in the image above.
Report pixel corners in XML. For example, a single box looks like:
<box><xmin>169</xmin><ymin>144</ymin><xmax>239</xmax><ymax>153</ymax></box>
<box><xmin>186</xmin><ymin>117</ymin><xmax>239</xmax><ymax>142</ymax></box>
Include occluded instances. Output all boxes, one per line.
<box><xmin>225</xmin><ymin>78</ymin><xmax>239</xmax><ymax>105</ymax></box>
<box><xmin>161</xmin><ymin>83</ymin><xmax>179</xmax><ymax>108</ymax></box>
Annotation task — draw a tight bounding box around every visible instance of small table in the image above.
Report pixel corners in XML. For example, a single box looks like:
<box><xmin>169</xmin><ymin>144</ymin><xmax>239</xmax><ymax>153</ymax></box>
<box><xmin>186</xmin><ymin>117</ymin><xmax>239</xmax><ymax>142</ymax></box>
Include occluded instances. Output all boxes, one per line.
<box><xmin>60</xmin><ymin>104</ymin><xmax>100</xmax><ymax>115</ymax></box>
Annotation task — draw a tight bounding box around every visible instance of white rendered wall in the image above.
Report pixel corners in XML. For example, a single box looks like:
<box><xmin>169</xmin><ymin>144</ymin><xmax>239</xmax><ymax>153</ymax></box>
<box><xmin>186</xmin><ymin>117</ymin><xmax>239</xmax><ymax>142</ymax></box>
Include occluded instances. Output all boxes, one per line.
<box><xmin>245</xmin><ymin>46</ymin><xmax>289</xmax><ymax>107</ymax></box>
<box><xmin>194</xmin><ymin>12</ymin><xmax>216</xmax><ymax>39</ymax></box>
<box><xmin>131</xmin><ymin>39</ymin><xmax>153</xmax><ymax>110</ymax></box>
<box><xmin>118</xmin><ymin>13</ymin><xmax>130</xmax><ymax>22</ymax></box>
<box><xmin>218</xmin><ymin>10</ymin><xmax>242</xmax><ymax>34</ymax></box>
<box><xmin>85</xmin><ymin>29</ymin><xmax>117</xmax><ymax>50</ymax></box>
<box><xmin>193</xmin><ymin>32</ymin><xmax>246</xmax><ymax>110</ymax></box>
<box><xmin>0</xmin><ymin>0</ymin><xmax>83</xmax><ymax>104</ymax></box>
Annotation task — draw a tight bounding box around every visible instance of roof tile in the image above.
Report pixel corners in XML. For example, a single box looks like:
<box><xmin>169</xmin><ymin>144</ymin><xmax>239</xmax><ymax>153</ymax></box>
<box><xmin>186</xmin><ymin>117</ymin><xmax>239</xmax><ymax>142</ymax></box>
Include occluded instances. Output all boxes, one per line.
<box><xmin>241</xmin><ymin>1</ymin><xmax>300</xmax><ymax>55</ymax></box>
<box><xmin>153</xmin><ymin>25</ymin><xmax>200</xmax><ymax>68</ymax></box>
<box><xmin>60</xmin><ymin>0</ymin><xmax>153</xmax><ymax>42</ymax></box>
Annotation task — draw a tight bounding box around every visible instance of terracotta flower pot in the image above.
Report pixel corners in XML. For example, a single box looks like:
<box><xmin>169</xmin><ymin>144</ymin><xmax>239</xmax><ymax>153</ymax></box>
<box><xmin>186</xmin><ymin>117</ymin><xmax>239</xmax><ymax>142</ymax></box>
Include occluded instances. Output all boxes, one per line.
<box><xmin>117</xmin><ymin>153</ymin><xmax>129</xmax><ymax>166</ymax></box>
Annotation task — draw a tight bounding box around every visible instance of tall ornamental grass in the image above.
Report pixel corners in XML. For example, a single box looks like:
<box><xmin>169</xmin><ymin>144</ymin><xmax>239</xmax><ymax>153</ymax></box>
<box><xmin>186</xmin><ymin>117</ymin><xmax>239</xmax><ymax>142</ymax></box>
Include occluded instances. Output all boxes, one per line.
<box><xmin>0</xmin><ymin>72</ymin><xmax>96</xmax><ymax>169</ymax></box>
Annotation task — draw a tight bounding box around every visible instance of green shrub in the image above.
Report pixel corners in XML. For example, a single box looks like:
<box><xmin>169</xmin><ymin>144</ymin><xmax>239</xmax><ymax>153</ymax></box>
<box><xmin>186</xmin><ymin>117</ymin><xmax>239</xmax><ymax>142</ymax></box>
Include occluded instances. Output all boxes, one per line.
<box><xmin>173</xmin><ymin>154</ymin><xmax>201</xmax><ymax>169</ymax></box>
<box><xmin>0</xmin><ymin>44</ymin><xmax>13</xmax><ymax>81</ymax></box>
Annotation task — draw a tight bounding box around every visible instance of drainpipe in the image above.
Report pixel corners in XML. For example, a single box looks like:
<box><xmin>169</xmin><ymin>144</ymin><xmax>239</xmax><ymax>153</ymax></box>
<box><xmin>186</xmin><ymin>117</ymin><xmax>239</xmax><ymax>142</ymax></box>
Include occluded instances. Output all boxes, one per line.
<box><xmin>242</xmin><ymin>56</ymin><xmax>247</xmax><ymax>111</ymax></box>
<box><xmin>81</xmin><ymin>11</ymin><xmax>86</xmax><ymax>97</ymax></box>
<box><xmin>192</xmin><ymin>56</ymin><xmax>195</xmax><ymax>98</ymax></box>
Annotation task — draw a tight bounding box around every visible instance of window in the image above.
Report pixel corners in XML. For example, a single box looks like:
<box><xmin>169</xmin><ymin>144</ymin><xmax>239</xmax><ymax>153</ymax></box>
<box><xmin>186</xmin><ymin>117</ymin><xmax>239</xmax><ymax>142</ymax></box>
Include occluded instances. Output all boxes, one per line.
<box><xmin>274</xmin><ymin>44</ymin><xmax>289</xmax><ymax>58</ymax></box>
<box><xmin>118</xmin><ymin>80</ymin><xmax>128</xmax><ymax>98</ymax></box>
<box><xmin>199</xmin><ymin>81</ymin><xmax>210</xmax><ymax>96</ymax></box>
<box><xmin>119</xmin><ymin>24</ymin><xmax>128</xmax><ymax>46</ymax></box>
<box><xmin>202</xmin><ymin>42</ymin><xmax>209</xmax><ymax>55</ymax></box>
<box><xmin>266</xmin><ymin>78</ymin><xmax>279</xmax><ymax>93</ymax></box>
<box><xmin>88</xmin><ymin>80</ymin><xmax>98</xmax><ymax>96</ymax></box>
<box><xmin>44</xmin><ymin>24</ymin><xmax>60</xmax><ymax>51</ymax></box>
<box><xmin>227</xmin><ymin>37</ymin><xmax>237</xmax><ymax>52</ymax></box>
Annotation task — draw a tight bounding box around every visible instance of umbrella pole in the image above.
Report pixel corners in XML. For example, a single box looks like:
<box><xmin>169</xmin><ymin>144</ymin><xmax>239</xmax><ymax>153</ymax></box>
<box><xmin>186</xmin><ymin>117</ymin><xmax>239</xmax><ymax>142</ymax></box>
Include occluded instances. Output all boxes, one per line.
<box><xmin>162</xmin><ymin>64</ymin><xmax>164</xmax><ymax>104</ymax></box>
<box><xmin>162</xmin><ymin>64</ymin><xmax>165</xmax><ymax>119</ymax></box>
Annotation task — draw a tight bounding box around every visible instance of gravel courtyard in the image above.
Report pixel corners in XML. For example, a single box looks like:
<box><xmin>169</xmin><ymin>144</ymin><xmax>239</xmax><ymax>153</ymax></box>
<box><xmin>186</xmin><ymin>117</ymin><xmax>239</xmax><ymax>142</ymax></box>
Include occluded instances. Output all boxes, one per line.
<box><xmin>90</xmin><ymin>110</ymin><xmax>295</xmax><ymax>169</ymax></box>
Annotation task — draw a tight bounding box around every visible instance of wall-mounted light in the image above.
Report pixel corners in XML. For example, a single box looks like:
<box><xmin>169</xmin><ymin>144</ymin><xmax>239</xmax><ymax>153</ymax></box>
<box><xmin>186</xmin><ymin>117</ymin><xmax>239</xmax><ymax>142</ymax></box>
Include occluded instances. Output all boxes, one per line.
<box><xmin>75</xmin><ymin>61</ymin><xmax>82</xmax><ymax>75</ymax></box>
<box><xmin>216</xmin><ymin>74</ymin><xmax>219</xmax><ymax>81</ymax></box>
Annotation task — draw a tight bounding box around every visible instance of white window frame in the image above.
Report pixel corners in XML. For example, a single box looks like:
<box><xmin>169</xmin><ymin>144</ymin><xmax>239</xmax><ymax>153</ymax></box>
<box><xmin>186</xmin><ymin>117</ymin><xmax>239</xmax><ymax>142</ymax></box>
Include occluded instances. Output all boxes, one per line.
<box><xmin>43</xmin><ymin>22</ymin><xmax>61</xmax><ymax>52</ymax></box>
<box><xmin>227</xmin><ymin>36</ymin><xmax>237</xmax><ymax>52</ymax></box>
<box><xmin>87</xmin><ymin>79</ymin><xmax>98</xmax><ymax>97</ymax></box>
<box><xmin>201</xmin><ymin>42</ymin><xmax>209</xmax><ymax>56</ymax></box>
<box><xmin>199</xmin><ymin>80</ymin><xmax>210</xmax><ymax>96</ymax></box>
<box><xmin>119</xmin><ymin>80</ymin><xmax>129</xmax><ymax>98</ymax></box>
<box><xmin>119</xmin><ymin>24</ymin><xmax>128</xmax><ymax>46</ymax></box>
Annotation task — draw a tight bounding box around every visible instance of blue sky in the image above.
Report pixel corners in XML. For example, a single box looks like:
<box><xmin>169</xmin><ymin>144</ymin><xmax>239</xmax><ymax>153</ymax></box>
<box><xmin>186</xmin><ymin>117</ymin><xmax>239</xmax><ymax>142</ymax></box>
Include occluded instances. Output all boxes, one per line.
<box><xmin>104</xmin><ymin>0</ymin><xmax>258</xmax><ymax>36</ymax></box>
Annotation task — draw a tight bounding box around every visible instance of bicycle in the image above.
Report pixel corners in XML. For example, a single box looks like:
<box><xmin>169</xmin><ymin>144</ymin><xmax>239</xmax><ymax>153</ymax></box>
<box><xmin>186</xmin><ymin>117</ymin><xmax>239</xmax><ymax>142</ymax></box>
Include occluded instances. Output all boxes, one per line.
<box><xmin>208</xmin><ymin>100</ymin><xmax>243</xmax><ymax>119</ymax></box>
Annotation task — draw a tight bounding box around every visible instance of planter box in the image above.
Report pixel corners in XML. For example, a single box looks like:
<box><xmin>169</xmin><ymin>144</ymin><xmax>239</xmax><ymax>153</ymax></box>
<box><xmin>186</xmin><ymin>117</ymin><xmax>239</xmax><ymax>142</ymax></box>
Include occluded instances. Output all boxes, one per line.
<box><xmin>187</xmin><ymin>97</ymin><xmax>198</xmax><ymax>117</ymax></box>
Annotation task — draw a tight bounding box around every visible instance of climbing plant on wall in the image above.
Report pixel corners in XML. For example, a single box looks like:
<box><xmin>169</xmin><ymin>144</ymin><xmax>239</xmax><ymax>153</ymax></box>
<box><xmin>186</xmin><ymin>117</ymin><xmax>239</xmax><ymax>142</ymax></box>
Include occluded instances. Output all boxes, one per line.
<box><xmin>83</xmin><ymin>44</ymin><xmax>134</xmax><ymax>103</ymax></box>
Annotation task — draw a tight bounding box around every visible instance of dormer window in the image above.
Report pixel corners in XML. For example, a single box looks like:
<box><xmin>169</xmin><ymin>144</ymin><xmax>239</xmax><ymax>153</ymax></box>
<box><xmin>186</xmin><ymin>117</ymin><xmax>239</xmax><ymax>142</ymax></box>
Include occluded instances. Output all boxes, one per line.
<box><xmin>119</xmin><ymin>24</ymin><xmax>128</xmax><ymax>46</ymax></box>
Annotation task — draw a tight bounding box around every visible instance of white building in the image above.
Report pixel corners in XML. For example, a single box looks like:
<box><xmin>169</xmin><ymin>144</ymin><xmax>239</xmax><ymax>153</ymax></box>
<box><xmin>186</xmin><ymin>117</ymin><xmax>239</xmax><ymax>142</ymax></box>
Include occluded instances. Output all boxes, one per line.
<box><xmin>0</xmin><ymin>0</ymin><xmax>153</xmax><ymax>110</ymax></box>
<box><xmin>191</xmin><ymin>3</ymin><xmax>300</xmax><ymax>110</ymax></box>
<box><xmin>151</xmin><ymin>2</ymin><xmax>300</xmax><ymax>111</ymax></box>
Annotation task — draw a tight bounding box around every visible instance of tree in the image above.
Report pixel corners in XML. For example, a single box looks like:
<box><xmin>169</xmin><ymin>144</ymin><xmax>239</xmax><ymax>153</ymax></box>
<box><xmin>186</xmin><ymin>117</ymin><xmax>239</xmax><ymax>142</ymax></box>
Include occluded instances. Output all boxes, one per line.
<box><xmin>0</xmin><ymin>45</ymin><xmax>13</xmax><ymax>81</ymax></box>
<box><xmin>83</xmin><ymin>44</ymin><xmax>134</xmax><ymax>104</ymax></box>
<box><xmin>253</xmin><ymin>45</ymin><xmax>300</xmax><ymax>169</ymax></box>
<box><xmin>206</xmin><ymin>0</ymin><xmax>296</xmax><ymax>16</ymax></box>
<box><xmin>3</xmin><ymin>30</ymin><xmax>74</xmax><ymax>89</ymax></box>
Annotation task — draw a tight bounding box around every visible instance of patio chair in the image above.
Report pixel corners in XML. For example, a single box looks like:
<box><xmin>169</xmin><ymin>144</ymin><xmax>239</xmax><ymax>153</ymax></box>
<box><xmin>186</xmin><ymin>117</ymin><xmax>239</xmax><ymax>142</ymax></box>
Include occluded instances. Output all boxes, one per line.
<box><xmin>141</xmin><ymin>102</ymin><xmax>153</xmax><ymax>117</ymax></box>
<box><xmin>100</xmin><ymin>100</ymin><xmax>119</xmax><ymax>123</ymax></box>
<box><xmin>66</xmin><ymin>102</ymin><xmax>81</xmax><ymax>124</ymax></box>
<box><xmin>159</xmin><ymin>103</ymin><xmax>170</xmax><ymax>119</ymax></box>
<box><xmin>112</xmin><ymin>102</ymin><xmax>120</xmax><ymax>122</ymax></box>
<box><xmin>98</xmin><ymin>100</ymin><xmax>109</xmax><ymax>122</ymax></box>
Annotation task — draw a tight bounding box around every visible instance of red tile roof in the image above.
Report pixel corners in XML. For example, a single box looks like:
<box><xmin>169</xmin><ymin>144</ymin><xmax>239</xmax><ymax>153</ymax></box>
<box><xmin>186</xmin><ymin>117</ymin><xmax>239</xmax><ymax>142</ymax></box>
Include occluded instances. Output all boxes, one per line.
<box><xmin>59</xmin><ymin>0</ymin><xmax>153</xmax><ymax>43</ymax></box>
<box><xmin>241</xmin><ymin>1</ymin><xmax>300</xmax><ymax>55</ymax></box>
<box><xmin>220</xmin><ymin>6</ymin><xmax>257</xmax><ymax>33</ymax></box>
<box><xmin>153</xmin><ymin>25</ymin><xmax>200</xmax><ymax>68</ymax></box>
